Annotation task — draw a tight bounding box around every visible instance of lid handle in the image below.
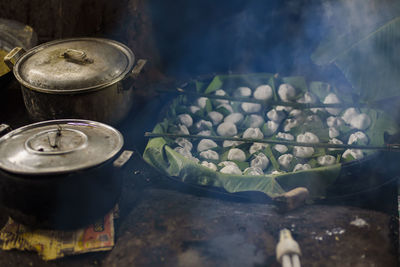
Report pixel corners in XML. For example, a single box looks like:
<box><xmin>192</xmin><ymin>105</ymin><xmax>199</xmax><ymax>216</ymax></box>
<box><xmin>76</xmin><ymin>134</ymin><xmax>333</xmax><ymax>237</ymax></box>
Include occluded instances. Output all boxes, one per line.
<box><xmin>61</xmin><ymin>49</ymin><xmax>94</xmax><ymax>65</ymax></box>
<box><xmin>4</xmin><ymin>47</ymin><xmax>26</xmax><ymax>69</ymax></box>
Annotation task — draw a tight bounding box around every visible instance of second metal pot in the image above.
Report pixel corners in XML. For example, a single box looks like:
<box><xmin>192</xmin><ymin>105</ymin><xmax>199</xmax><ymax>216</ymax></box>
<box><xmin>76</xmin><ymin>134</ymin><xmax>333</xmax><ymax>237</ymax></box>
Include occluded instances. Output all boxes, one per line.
<box><xmin>0</xmin><ymin>119</ymin><xmax>134</xmax><ymax>229</ymax></box>
<box><xmin>5</xmin><ymin>38</ymin><xmax>146</xmax><ymax>126</ymax></box>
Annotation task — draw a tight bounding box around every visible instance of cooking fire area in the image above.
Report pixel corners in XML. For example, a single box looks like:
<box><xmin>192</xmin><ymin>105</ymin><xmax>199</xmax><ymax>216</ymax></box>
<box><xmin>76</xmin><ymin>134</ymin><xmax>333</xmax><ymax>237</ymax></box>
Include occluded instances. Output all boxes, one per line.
<box><xmin>0</xmin><ymin>0</ymin><xmax>399</xmax><ymax>266</ymax></box>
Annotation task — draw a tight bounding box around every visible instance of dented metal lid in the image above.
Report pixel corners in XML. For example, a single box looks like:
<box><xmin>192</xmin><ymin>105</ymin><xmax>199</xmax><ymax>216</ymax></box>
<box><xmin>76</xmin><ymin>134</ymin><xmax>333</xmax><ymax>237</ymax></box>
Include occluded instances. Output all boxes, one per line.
<box><xmin>0</xmin><ymin>119</ymin><xmax>124</xmax><ymax>175</ymax></box>
<box><xmin>13</xmin><ymin>38</ymin><xmax>135</xmax><ymax>93</ymax></box>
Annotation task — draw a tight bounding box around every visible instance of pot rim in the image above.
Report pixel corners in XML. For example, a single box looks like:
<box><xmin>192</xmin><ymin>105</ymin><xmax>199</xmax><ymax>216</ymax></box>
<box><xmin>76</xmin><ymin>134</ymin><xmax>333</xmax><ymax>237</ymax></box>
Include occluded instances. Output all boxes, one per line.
<box><xmin>12</xmin><ymin>37</ymin><xmax>135</xmax><ymax>94</ymax></box>
<box><xmin>0</xmin><ymin>119</ymin><xmax>124</xmax><ymax>175</ymax></box>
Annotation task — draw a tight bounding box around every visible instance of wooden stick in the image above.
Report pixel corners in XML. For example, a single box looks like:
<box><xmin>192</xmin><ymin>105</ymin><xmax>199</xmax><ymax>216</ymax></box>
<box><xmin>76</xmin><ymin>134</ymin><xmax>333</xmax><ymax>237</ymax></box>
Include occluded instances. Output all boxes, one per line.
<box><xmin>144</xmin><ymin>132</ymin><xmax>400</xmax><ymax>152</ymax></box>
<box><xmin>156</xmin><ymin>87</ymin><xmax>368</xmax><ymax>109</ymax></box>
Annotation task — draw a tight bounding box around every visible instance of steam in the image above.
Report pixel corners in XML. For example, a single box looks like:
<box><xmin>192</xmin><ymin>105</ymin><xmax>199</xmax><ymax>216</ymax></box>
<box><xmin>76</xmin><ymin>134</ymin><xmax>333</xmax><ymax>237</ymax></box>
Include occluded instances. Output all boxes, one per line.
<box><xmin>177</xmin><ymin>234</ymin><xmax>265</xmax><ymax>267</ymax></box>
<box><xmin>150</xmin><ymin>1</ymin><xmax>327</xmax><ymax>77</ymax></box>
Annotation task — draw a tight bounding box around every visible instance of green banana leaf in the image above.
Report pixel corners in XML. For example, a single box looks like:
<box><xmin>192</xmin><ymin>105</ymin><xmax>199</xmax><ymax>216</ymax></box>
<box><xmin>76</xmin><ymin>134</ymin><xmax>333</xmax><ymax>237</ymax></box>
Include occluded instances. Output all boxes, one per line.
<box><xmin>143</xmin><ymin>73</ymin><xmax>398</xmax><ymax>199</ymax></box>
<box><xmin>312</xmin><ymin>4</ymin><xmax>400</xmax><ymax>103</ymax></box>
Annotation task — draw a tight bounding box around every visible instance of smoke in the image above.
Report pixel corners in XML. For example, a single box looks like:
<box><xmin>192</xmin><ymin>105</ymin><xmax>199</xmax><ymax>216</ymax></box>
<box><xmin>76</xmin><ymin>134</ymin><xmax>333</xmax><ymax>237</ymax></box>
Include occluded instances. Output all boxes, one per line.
<box><xmin>149</xmin><ymin>0</ymin><xmax>329</xmax><ymax>78</ymax></box>
<box><xmin>177</xmin><ymin>234</ymin><xmax>265</xmax><ymax>267</ymax></box>
<box><xmin>136</xmin><ymin>0</ymin><xmax>400</xmax><ymax>199</ymax></box>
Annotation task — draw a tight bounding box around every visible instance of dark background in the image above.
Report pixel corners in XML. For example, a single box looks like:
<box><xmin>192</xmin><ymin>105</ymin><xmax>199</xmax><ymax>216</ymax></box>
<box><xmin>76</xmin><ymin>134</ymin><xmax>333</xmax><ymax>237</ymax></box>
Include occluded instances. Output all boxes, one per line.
<box><xmin>0</xmin><ymin>0</ymin><xmax>333</xmax><ymax>81</ymax></box>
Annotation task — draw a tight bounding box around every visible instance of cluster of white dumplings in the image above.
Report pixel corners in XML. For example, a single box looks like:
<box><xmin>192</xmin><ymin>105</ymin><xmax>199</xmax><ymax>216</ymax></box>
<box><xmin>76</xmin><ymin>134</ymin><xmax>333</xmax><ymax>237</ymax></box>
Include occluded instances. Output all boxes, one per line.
<box><xmin>171</xmin><ymin>83</ymin><xmax>371</xmax><ymax>176</ymax></box>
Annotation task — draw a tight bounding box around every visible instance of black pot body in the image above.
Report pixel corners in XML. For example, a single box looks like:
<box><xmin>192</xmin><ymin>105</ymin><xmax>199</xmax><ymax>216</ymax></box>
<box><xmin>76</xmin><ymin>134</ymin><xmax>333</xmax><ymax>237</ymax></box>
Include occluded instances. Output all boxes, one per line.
<box><xmin>0</xmin><ymin>157</ymin><xmax>122</xmax><ymax>230</ymax></box>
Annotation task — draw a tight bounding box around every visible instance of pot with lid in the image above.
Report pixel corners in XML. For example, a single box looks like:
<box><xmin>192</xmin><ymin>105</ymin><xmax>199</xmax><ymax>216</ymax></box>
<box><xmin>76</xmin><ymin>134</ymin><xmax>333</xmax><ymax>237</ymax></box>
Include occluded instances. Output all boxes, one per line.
<box><xmin>0</xmin><ymin>119</ymin><xmax>133</xmax><ymax>229</ymax></box>
<box><xmin>5</xmin><ymin>38</ymin><xmax>146</xmax><ymax>126</ymax></box>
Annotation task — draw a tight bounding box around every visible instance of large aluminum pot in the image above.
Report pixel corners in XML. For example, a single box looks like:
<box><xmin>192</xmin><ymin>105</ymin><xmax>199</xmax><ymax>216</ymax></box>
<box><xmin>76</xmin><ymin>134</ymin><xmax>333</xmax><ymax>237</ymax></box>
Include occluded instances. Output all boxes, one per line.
<box><xmin>4</xmin><ymin>38</ymin><xmax>146</xmax><ymax>126</ymax></box>
<box><xmin>0</xmin><ymin>119</ymin><xmax>134</xmax><ymax>229</ymax></box>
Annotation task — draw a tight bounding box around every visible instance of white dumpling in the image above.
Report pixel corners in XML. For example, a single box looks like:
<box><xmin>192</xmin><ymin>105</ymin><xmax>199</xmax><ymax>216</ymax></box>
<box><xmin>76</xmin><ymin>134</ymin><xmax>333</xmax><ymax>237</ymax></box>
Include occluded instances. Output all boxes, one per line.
<box><xmin>241</xmin><ymin>102</ymin><xmax>262</xmax><ymax>113</ymax></box>
<box><xmin>296</xmin><ymin>90</ymin><xmax>314</xmax><ymax>107</ymax></box>
<box><xmin>195</xmin><ymin>120</ymin><xmax>213</xmax><ymax>131</ymax></box>
<box><xmin>218</xmin><ymin>161</ymin><xmax>239</xmax><ymax>168</ymax></box>
<box><xmin>263</xmin><ymin>121</ymin><xmax>280</xmax><ymax>136</ymax></box>
<box><xmin>348</xmin><ymin>131</ymin><xmax>368</xmax><ymax>145</ymax></box>
<box><xmin>189</xmin><ymin>105</ymin><xmax>201</xmax><ymax>114</ymax></box>
<box><xmin>243</xmin><ymin>128</ymin><xmax>264</xmax><ymax>139</ymax></box>
<box><xmin>216</xmin><ymin>103</ymin><xmax>234</xmax><ymax>114</ymax></box>
<box><xmin>317</xmin><ymin>155</ymin><xmax>336</xmax><ymax>166</ymax></box>
<box><xmin>220</xmin><ymin>165</ymin><xmax>242</xmax><ymax>175</ymax></box>
<box><xmin>201</xmin><ymin>161</ymin><xmax>217</xmax><ymax>171</ymax></box>
<box><xmin>254</xmin><ymin>84</ymin><xmax>273</xmax><ymax>100</ymax></box>
<box><xmin>249</xmin><ymin>142</ymin><xmax>267</xmax><ymax>154</ymax></box>
<box><xmin>178</xmin><ymin>114</ymin><xmax>193</xmax><ymax>128</ymax></box>
<box><xmin>278</xmin><ymin>154</ymin><xmax>293</xmax><ymax>169</ymax></box>
<box><xmin>311</xmin><ymin>108</ymin><xmax>325</xmax><ymax>114</ymax></box>
<box><xmin>196</xmin><ymin>97</ymin><xmax>208</xmax><ymax>109</ymax></box>
<box><xmin>326</xmin><ymin>116</ymin><xmax>344</xmax><ymax>128</ymax></box>
<box><xmin>306</xmin><ymin>115</ymin><xmax>322</xmax><ymax>124</ymax></box>
<box><xmin>267</xmin><ymin>109</ymin><xmax>286</xmax><ymax>123</ymax></box>
<box><xmin>217</xmin><ymin>122</ymin><xmax>238</xmax><ymax>136</ymax></box>
<box><xmin>283</xmin><ymin>118</ymin><xmax>299</xmax><ymax>132</ymax></box>
<box><xmin>247</xmin><ymin>114</ymin><xmax>265</xmax><ymax>128</ymax></box>
<box><xmin>323</xmin><ymin>93</ymin><xmax>341</xmax><ymax>115</ymax></box>
<box><xmin>176</xmin><ymin>124</ymin><xmax>189</xmax><ymax>135</ymax></box>
<box><xmin>227</xmin><ymin>148</ymin><xmax>246</xmax><ymax>162</ymax></box>
<box><xmin>278</xmin><ymin>83</ymin><xmax>296</xmax><ymax>102</ymax></box>
<box><xmin>215</xmin><ymin>89</ymin><xmax>227</xmax><ymax>96</ymax></box>
<box><xmin>244</xmin><ymin>167</ymin><xmax>264</xmax><ymax>176</ymax></box>
<box><xmin>197</xmin><ymin>139</ymin><xmax>218</xmax><ymax>152</ymax></box>
<box><xmin>215</xmin><ymin>89</ymin><xmax>229</xmax><ymax>105</ymax></box>
<box><xmin>175</xmin><ymin>138</ymin><xmax>193</xmax><ymax>151</ymax></box>
<box><xmin>274</xmin><ymin>144</ymin><xmax>288</xmax><ymax>154</ymax></box>
<box><xmin>234</xmin><ymin>86</ymin><xmax>252</xmax><ymax>97</ymax></box>
<box><xmin>349</xmin><ymin>113</ymin><xmax>371</xmax><ymax>130</ymax></box>
<box><xmin>276</xmin><ymin>105</ymin><xmax>293</xmax><ymax>112</ymax></box>
<box><xmin>276</xmin><ymin>132</ymin><xmax>295</xmax><ymax>141</ymax></box>
<box><xmin>191</xmin><ymin>157</ymin><xmax>200</xmax><ymax>163</ymax></box>
<box><xmin>328</xmin><ymin>138</ymin><xmax>343</xmax><ymax>151</ymax></box>
<box><xmin>293</xmin><ymin>164</ymin><xmax>312</xmax><ymax>172</ymax></box>
<box><xmin>208</xmin><ymin>111</ymin><xmax>224</xmax><ymax>125</ymax></box>
<box><xmin>297</xmin><ymin>132</ymin><xmax>320</xmax><ymax>143</ymax></box>
<box><xmin>198</xmin><ymin>130</ymin><xmax>211</xmax><ymax>136</ymax></box>
<box><xmin>223</xmin><ymin>136</ymin><xmax>244</xmax><ymax>147</ymax></box>
<box><xmin>224</xmin><ymin>113</ymin><xmax>244</xmax><ymax>124</ymax></box>
<box><xmin>199</xmin><ymin>150</ymin><xmax>219</xmax><ymax>160</ymax></box>
<box><xmin>289</xmin><ymin>109</ymin><xmax>303</xmax><ymax>118</ymax></box>
<box><xmin>329</xmin><ymin>127</ymin><xmax>340</xmax><ymax>138</ymax></box>
<box><xmin>342</xmin><ymin>149</ymin><xmax>364</xmax><ymax>160</ymax></box>
<box><xmin>342</xmin><ymin>108</ymin><xmax>359</xmax><ymax>124</ymax></box>
<box><xmin>250</xmin><ymin>153</ymin><xmax>269</xmax><ymax>170</ymax></box>
<box><xmin>174</xmin><ymin>147</ymin><xmax>192</xmax><ymax>158</ymax></box>
<box><xmin>297</xmin><ymin>91</ymin><xmax>317</xmax><ymax>104</ymax></box>
<box><xmin>293</xmin><ymin>146</ymin><xmax>314</xmax><ymax>158</ymax></box>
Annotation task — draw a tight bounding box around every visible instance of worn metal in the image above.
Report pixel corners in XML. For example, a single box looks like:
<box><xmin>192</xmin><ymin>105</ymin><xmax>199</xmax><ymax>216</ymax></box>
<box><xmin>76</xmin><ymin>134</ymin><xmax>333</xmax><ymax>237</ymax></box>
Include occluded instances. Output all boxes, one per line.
<box><xmin>3</xmin><ymin>47</ymin><xmax>25</xmax><ymax>69</ymax></box>
<box><xmin>13</xmin><ymin>38</ymin><xmax>134</xmax><ymax>93</ymax></box>
<box><xmin>0</xmin><ymin>119</ymin><xmax>123</xmax><ymax>175</ymax></box>
<box><xmin>113</xmin><ymin>150</ymin><xmax>134</xmax><ymax>168</ymax></box>
<box><xmin>21</xmin><ymin>81</ymin><xmax>134</xmax><ymax>125</ymax></box>
<box><xmin>7</xmin><ymin>38</ymin><xmax>144</xmax><ymax>125</ymax></box>
<box><xmin>0</xmin><ymin>124</ymin><xmax>11</xmax><ymax>136</ymax></box>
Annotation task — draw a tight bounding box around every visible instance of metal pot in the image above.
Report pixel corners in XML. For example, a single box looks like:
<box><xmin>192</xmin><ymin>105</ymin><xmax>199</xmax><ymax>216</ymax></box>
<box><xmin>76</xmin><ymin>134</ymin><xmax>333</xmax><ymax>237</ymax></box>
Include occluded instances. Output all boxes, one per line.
<box><xmin>0</xmin><ymin>119</ymin><xmax>133</xmax><ymax>229</ymax></box>
<box><xmin>5</xmin><ymin>38</ymin><xmax>146</xmax><ymax>126</ymax></box>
